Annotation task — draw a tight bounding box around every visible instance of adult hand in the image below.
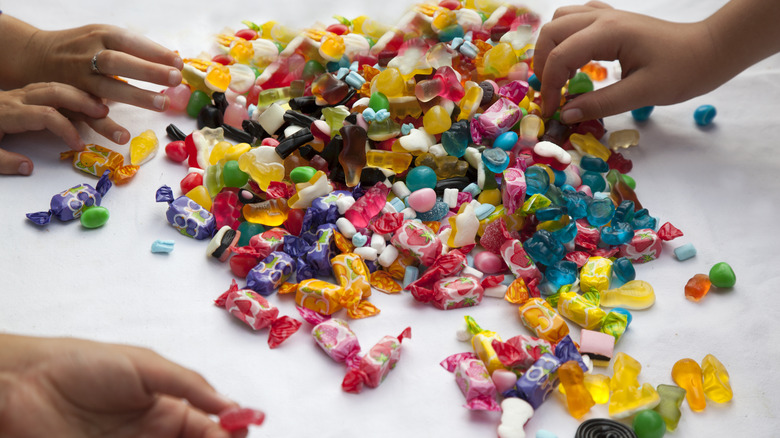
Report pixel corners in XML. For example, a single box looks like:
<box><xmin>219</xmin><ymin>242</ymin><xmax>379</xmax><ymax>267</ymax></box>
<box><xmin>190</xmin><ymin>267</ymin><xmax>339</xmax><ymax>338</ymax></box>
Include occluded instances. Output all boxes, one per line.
<box><xmin>0</xmin><ymin>335</ymin><xmax>247</xmax><ymax>438</ymax></box>
<box><xmin>0</xmin><ymin>82</ymin><xmax>121</xmax><ymax>176</ymax></box>
<box><xmin>533</xmin><ymin>1</ymin><xmax>720</xmax><ymax>123</ymax></box>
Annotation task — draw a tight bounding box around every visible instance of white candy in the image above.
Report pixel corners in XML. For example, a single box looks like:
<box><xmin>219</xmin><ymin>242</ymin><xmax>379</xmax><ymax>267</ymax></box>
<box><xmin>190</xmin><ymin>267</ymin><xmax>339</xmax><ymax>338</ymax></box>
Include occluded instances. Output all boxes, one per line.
<box><xmin>464</xmin><ymin>146</ymin><xmax>481</xmax><ymax>168</ymax></box>
<box><xmin>428</xmin><ymin>143</ymin><xmax>447</xmax><ymax>157</ymax></box>
<box><xmin>461</xmin><ymin>266</ymin><xmax>484</xmax><ymax>279</ymax></box>
<box><xmin>484</xmin><ymin>284</ymin><xmax>509</xmax><ymax>298</ymax></box>
<box><xmin>398</xmin><ymin>128</ymin><xmax>436</xmax><ymax>153</ymax></box>
<box><xmin>370</xmin><ymin>233</ymin><xmax>387</xmax><ymax>253</ymax></box>
<box><xmin>456</xmin><ymin>318</ymin><xmax>472</xmax><ymax>342</ymax></box>
<box><xmin>377</xmin><ymin>245</ymin><xmax>399</xmax><ymax>268</ymax></box>
<box><xmin>336</xmin><ymin>196</ymin><xmax>356</xmax><ymax>215</ymax></box>
<box><xmin>401</xmin><ymin>207</ymin><xmax>417</xmax><ymax>220</ymax></box>
<box><xmin>336</xmin><ymin>217</ymin><xmax>357</xmax><ymax>238</ymax></box>
<box><xmin>392</xmin><ymin>181</ymin><xmax>412</xmax><ymax>199</ymax></box>
<box><xmin>353</xmin><ymin>246</ymin><xmax>379</xmax><ymax>261</ymax></box>
<box><xmin>256</xmin><ymin>102</ymin><xmax>286</xmax><ymax>134</ymax></box>
<box><xmin>443</xmin><ymin>188</ymin><xmax>459</xmax><ymax>208</ymax></box>
<box><xmin>497</xmin><ymin>398</ymin><xmax>534</xmax><ymax>438</ymax></box>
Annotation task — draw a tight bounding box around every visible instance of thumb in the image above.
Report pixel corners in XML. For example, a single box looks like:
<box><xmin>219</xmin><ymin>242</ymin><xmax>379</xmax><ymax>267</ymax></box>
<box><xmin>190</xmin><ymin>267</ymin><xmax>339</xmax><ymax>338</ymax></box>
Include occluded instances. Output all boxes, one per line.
<box><xmin>559</xmin><ymin>71</ymin><xmax>655</xmax><ymax>124</ymax></box>
<box><xmin>0</xmin><ymin>146</ymin><xmax>33</xmax><ymax>175</ymax></box>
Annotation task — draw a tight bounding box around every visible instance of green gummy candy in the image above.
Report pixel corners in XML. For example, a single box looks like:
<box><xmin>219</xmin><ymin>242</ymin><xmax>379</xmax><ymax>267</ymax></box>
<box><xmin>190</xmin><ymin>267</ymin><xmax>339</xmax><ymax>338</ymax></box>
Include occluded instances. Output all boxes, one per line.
<box><xmin>633</xmin><ymin>409</ymin><xmax>666</xmax><ymax>438</ymax></box>
<box><xmin>222</xmin><ymin>160</ymin><xmax>249</xmax><ymax>188</ymax></box>
<box><xmin>289</xmin><ymin>166</ymin><xmax>317</xmax><ymax>184</ymax></box>
<box><xmin>568</xmin><ymin>72</ymin><xmax>594</xmax><ymax>94</ymax></box>
<box><xmin>709</xmin><ymin>262</ymin><xmax>736</xmax><ymax>288</ymax></box>
<box><xmin>80</xmin><ymin>206</ymin><xmax>109</xmax><ymax>229</ymax></box>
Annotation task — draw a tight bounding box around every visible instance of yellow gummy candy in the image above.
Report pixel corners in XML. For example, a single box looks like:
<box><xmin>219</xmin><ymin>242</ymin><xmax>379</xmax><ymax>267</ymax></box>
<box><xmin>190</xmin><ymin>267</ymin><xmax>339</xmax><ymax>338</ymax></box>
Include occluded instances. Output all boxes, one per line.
<box><xmin>129</xmin><ymin>129</ymin><xmax>159</xmax><ymax>166</ymax></box>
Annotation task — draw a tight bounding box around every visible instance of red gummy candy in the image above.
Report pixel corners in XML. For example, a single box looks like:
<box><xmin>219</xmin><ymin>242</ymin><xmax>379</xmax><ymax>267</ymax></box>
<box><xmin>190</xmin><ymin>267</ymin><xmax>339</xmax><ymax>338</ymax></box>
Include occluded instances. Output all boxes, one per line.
<box><xmin>218</xmin><ymin>407</ymin><xmax>265</xmax><ymax>431</ymax></box>
<box><xmin>607</xmin><ymin>150</ymin><xmax>633</xmax><ymax>174</ymax></box>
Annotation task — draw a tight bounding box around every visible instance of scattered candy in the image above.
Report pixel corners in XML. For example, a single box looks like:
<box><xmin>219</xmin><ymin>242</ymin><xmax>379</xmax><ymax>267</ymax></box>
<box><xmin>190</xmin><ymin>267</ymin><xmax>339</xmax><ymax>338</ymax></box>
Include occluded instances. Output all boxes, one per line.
<box><xmin>497</xmin><ymin>397</ymin><xmax>534</xmax><ymax>438</ymax></box>
<box><xmin>80</xmin><ymin>205</ymin><xmax>110</xmax><ymax>229</ymax></box>
<box><xmin>708</xmin><ymin>262</ymin><xmax>736</xmax><ymax>288</ymax></box>
<box><xmin>694</xmin><ymin>104</ymin><xmax>716</xmax><ymax>126</ymax></box>
<box><xmin>575</xmin><ymin>418</ymin><xmax>637</xmax><ymax>438</ymax></box>
<box><xmin>673</xmin><ymin>243</ymin><xmax>697</xmax><ymax>261</ymax></box>
<box><xmin>654</xmin><ymin>384</ymin><xmax>686</xmax><ymax>431</ymax></box>
<box><xmin>218</xmin><ymin>407</ymin><xmax>266</xmax><ymax>431</ymax></box>
<box><xmin>151</xmin><ymin>239</ymin><xmax>175</xmax><ymax>253</ymax></box>
<box><xmin>632</xmin><ymin>410</ymin><xmax>666</xmax><ymax>438</ymax></box>
<box><xmin>701</xmin><ymin>354</ymin><xmax>733</xmax><ymax>403</ymax></box>
<box><xmin>671</xmin><ymin>358</ymin><xmax>706</xmax><ymax>412</ymax></box>
<box><xmin>27</xmin><ymin>170</ymin><xmax>113</xmax><ymax>226</ymax></box>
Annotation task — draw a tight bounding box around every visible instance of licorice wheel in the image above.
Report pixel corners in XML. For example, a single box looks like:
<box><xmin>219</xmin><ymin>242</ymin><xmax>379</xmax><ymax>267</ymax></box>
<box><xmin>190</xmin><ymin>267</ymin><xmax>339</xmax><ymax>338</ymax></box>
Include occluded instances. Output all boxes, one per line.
<box><xmin>575</xmin><ymin>418</ymin><xmax>638</xmax><ymax>438</ymax></box>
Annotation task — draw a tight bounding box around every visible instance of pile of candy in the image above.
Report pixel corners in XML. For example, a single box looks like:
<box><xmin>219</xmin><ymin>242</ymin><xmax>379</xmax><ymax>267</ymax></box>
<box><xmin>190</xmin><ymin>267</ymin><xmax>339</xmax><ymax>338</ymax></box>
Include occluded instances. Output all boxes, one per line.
<box><xmin>144</xmin><ymin>0</ymin><xmax>736</xmax><ymax>435</ymax></box>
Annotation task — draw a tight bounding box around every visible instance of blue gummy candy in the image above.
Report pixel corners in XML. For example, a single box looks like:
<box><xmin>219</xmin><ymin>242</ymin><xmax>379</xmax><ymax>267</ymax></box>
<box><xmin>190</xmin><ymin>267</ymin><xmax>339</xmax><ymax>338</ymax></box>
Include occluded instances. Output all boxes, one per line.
<box><xmin>526</xmin><ymin>166</ymin><xmax>551</xmax><ymax>196</ymax></box>
<box><xmin>581</xmin><ymin>170</ymin><xmax>607</xmax><ymax>193</ymax></box>
<box><xmin>481</xmin><ymin>148</ymin><xmax>510</xmax><ymax>173</ymax></box>
<box><xmin>612</xmin><ymin>257</ymin><xmax>636</xmax><ymax>283</ymax></box>
<box><xmin>586</xmin><ymin>197</ymin><xmax>615</xmax><ymax>227</ymax></box>
<box><xmin>523</xmin><ymin>229</ymin><xmax>566</xmax><ymax>266</ymax></box>
<box><xmin>601</xmin><ymin>221</ymin><xmax>635</xmax><ymax>246</ymax></box>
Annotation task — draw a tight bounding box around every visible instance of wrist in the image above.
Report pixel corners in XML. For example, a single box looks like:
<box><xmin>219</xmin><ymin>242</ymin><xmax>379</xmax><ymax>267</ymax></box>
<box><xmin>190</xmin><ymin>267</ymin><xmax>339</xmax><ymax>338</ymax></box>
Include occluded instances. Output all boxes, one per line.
<box><xmin>0</xmin><ymin>14</ymin><xmax>42</xmax><ymax>89</ymax></box>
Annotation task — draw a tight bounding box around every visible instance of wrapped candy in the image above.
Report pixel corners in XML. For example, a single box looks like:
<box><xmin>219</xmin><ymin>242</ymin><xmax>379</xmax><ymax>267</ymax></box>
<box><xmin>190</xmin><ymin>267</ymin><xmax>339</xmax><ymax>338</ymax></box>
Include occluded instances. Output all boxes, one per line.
<box><xmin>619</xmin><ymin>228</ymin><xmax>663</xmax><ymax>264</ymax></box>
<box><xmin>500</xmin><ymin>239</ymin><xmax>543</xmax><ymax>285</ymax></box>
<box><xmin>297</xmin><ymin>307</ymin><xmax>362</xmax><ymax>368</ymax></box>
<box><xmin>245</xmin><ymin>251</ymin><xmax>294</xmax><ymax>296</ymax></box>
<box><xmin>61</xmin><ymin>144</ymin><xmax>138</xmax><ymax>184</ymax></box>
<box><xmin>342</xmin><ymin>327</ymin><xmax>411</xmax><ymax>393</ymax></box>
<box><xmin>557</xmin><ymin>290</ymin><xmax>607</xmax><ymax>330</ymax></box>
<box><xmin>155</xmin><ymin>185</ymin><xmax>215</xmax><ymax>239</ymax></box>
<box><xmin>391</xmin><ymin>220</ymin><xmax>443</xmax><ymax>267</ymax></box>
<box><xmin>463</xmin><ymin>316</ymin><xmax>504</xmax><ymax>375</ymax></box>
<box><xmin>518</xmin><ymin>298</ymin><xmax>570</xmax><ymax>344</ymax></box>
<box><xmin>249</xmin><ymin>227</ymin><xmax>290</xmax><ymax>256</ymax></box>
<box><xmin>415</xmin><ymin>275</ymin><xmax>484</xmax><ymax>310</ymax></box>
<box><xmin>214</xmin><ymin>280</ymin><xmax>302</xmax><ymax>348</ymax></box>
<box><xmin>406</xmin><ymin>250</ymin><xmax>467</xmax><ymax>302</ymax></box>
<box><xmin>288</xmin><ymin>278</ymin><xmax>379</xmax><ymax>319</ymax></box>
<box><xmin>331</xmin><ymin>253</ymin><xmax>372</xmax><ymax>299</ymax></box>
<box><xmin>27</xmin><ymin>170</ymin><xmax>112</xmax><ymax>226</ymax></box>
<box><xmin>440</xmin><ymin>352</ymin><xmax>501</xmax><ymax>411</ymax></box>
<box><xmin>492</xmin><ymin>334</ymin><xmax>553</xmax><ymax>372</ymax></box>
<box><xmin>503</xmin><ymin>353</ymin><xmax>562</xmax><ymax>409</ymax></box>
<box><xmin>501</xmin><ymin>167</ymin><xmax>526</xmax><ymax>215</ymax></box>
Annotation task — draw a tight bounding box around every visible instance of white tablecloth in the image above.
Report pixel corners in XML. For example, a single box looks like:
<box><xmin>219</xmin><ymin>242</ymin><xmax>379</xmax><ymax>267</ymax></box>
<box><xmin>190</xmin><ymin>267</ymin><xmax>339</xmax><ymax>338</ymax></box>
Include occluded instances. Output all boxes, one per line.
<box><xmin>1</xmin><ymin>0</ymin><xmax>778</xmax><ymax>436</ymax></box>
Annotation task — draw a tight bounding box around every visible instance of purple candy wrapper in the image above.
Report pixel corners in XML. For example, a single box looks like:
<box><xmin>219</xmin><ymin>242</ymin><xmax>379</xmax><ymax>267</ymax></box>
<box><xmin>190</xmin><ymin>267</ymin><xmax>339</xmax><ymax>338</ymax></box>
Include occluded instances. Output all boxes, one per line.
<box><xmin>246</xmin><ymin>251</ymin><xmax>294</xmax><ymax>296</ymax></box>
<box><xmin>503</xmin><ymin>353</ymin><xmax>561</xmax><ymax>409</ymax></box>
<box><xmin>155</xmin><ymin>185</ymin><xmax>215</xmax><ymax>239</ymax></box>
<box><xmin>27</xmin><ymin>170</ymin><xmax>112</xmax><ymax>225</ymax></box>
<box><xmin>554</xmin><ymin>335</ymin><xmax>588</xmax><ymax>373</ymax></box>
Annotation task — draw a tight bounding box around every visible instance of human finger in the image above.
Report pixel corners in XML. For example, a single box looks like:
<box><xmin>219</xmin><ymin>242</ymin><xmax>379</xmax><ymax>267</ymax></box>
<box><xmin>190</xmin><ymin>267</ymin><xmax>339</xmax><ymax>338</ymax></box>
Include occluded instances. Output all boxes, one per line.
<box><xmin>0</xmin><ymin>147</ymin><xmax>34</xmax><ymax>176</ymax></box>
<box><xmin>66</xmin><ymin>111</ymin><xmax>130</xmax><ymax>145</ymax></box>
<box><xmin>177</xmin><ymin>404</ymin><xmax>234</xmax><ymax>438</ymax></box>
<box><xmin>91</xmin><ymin>76</ymin><xmax>171</xmax><ymax>111</ymax></box>
<box><xmin>124</xmin><ymin>346</ymin><xmax>238</xmax><ymax>416</ymax></box>
<box><xmin>94</xmin><ymin>49</ymin><xmax>182</xmax><ymax>88</ymax></box>
<box><xmin>559</xmin><ymin>69</ymin><xmax>656</xmax><ymax>123</ymax></box>
<box><xmin>102</xmin><ymin>27</ymin><xmax>183</xmax><ymax>70</ymax></box>
<box><xmin>2</xmin><ymin>105</ymin><xmax>84</xmax><ymax>151</ymax></box>
<box><xmin>22</xmin><ymin>83</ymin><xmax>109</xmax><ymax>119</ymax></box>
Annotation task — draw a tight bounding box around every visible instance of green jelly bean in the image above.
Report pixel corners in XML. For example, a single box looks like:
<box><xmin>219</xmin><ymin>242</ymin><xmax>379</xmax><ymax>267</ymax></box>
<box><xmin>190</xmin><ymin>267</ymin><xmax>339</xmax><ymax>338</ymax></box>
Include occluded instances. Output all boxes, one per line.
<box><xmin>368</xmin><ymin>92</ymin><xmax>390</xmax><ymax>111</ymax></box>
<box><xmin>622</xmin><ymin>174</ymin><xmax>636</xmax><ymax>190</ymax></box>
<box><xmin>709</xmin><ymin>262</ymin><xmax>736</xmax><ymax>288</ymax></box>
<box><xmin>186</xmin><ymin>90</ymin><xmax>212</xmax><ymax>118</ymax></box>
<box><xmin>568</xmin><ymin>71</ymin><xmax>594</xmax><ymax>94</ymax></box>
<box><xmin>223</xmin><ymin>160</ymin><xmax>249</xmax><ymax>188</ymax></box>
<box><xmin>80</xmin><ymin>206</ymin><xmax>109</xmax><ymax>229</ymax></box>
<box><xmin>633</xmin><ymin>409</ymin><xmax>666</xmax><ymax>438</ymax></box>
<box><xmin>302</xmin><ymin>60</ymin><xmax>326</xmax><ymax>82</ymax></box>
<box><xmin>289</xmin><ymin>166</ymin><xmax>317</xmax><ymax>184</ymax></box>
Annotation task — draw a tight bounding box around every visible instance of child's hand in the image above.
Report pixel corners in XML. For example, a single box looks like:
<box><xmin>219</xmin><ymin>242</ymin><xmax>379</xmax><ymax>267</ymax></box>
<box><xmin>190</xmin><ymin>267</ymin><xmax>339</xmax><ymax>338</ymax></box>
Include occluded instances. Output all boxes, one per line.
<box><xmin>534</xmin><ymin>1</ymin><xmax>720</xmax><ymax>123</ymax></box>
<box><xmin>0</xmin><ymin>335</ymin><xmax>247</xmax><ymax>438</ymax></box>
<box><xmin>0</xmin><ymin>83</ymin><xmax>121</xmax><ymax>175</ymax></box>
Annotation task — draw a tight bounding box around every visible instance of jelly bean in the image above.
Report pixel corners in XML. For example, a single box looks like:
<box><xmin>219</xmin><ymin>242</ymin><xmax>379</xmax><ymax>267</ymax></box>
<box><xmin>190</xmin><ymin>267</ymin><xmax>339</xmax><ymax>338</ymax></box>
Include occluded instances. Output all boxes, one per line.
<box><xmin>567</xmin><ymin>72</ymin><xmax>594</xmax><ymax>94</ymax></box>
<box><xmin>224</xmin><ymin>96</ymin><xmax>249</xmax><ymax>128</ymax></box>
<box><xmin>493</xmin><ymin>131</ymin><xmax>518</xmax><ymax>151</ymax></box>
<box><xmin>694</xmin><ymin>104</ymin><xmax>716</xmax><ymax>126</ymax></box>
<box><xmin>671</xmin><ymin>358</ymin><xmax>706</xmax><ymax>411</ymax></box>
<box><xmin>708</xmin><ymin>262</ymin><xmax>736</xmax><ymax>288</ymax></box>
<box><xmin>407</xmin><ymin>188</ymin><xmax>437</xmax><ymax>213</ymax></box>
<box><xmin>165</xmin><ymin>140</ymin><xmax>188</xmax><ymax>163</ymax></box>
<box><xmin>701</xmin><ymin>354</ymin><xmax>733</xmax><ymax>403</ymax></box>
<box><xmin>684</xmin><ymin>273</ymin><xmax>711</xmax><ymax>302</ymax></box>
<box><xmin>654</xmin><ymin>384</ymin><xmax>686</xmax><ymax>431</ymax></box>
<box><xmin>632</xmin><ymin>410</ymin><xmax>666</xmax><ymax>438</ymax></box>
<box><xmin>80</xmin><ymin>205</ymin><xmax>110</xmax><ymax>229</ymax></box>
<box><xmin>222</xmin><ymin>160</ymin><xmax>249</xmax><ymax>188</ymax></box>
<box><xmin>186</xmin><ymin>90</ymin><xmax>212</xmax><ymax>119</ymax></box>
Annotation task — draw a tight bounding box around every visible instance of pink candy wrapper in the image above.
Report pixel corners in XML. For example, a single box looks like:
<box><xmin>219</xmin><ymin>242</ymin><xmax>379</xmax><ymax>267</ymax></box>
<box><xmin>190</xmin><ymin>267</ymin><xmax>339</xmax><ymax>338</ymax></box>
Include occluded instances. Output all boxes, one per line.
<box><xmin>392</xmin><ymin>220</ymin><xmax>443</xmax><ymax>267</ymax></box>
<box><xmin>470</xmin><ymin>98</ymin><xmax>521</xmax><ymax>145</ymax></box>
<box><xmin>619</xmin><ymin>228</ymin><xmax>662</xmax><ymax>264</ymax></box>
<box><xmin>492</xmin><ymin>334</ymin><xmax>554</xmax><ymax>372</ymax></box>
<box><xmin>575</xmin><ymin>219</ymin><xmax>600</xmax><ymax>250</ymax></box>
<box><xmin>500</xmin><ymin>239</ymin><xmax>542</xmax><ymax>284</ymax></box>
<box><xmin>342</xmin><ymin>327</ymin><xmax>412</xmax><ymax>394</ymax></box>
<box><xmin>502</xmin><ymin>167</ymin><xmax>527</xmax><ymax>215</ymax></box>
<box><xmin>215</xmin><ymin>280</ymin><xmax>302</xmax><ymax>348</ymax></box>
<box><xmin>429</xmin><ymin>275</ymin><xmax>484</xmax><ymax>310</ymax></box>
<box><xmin>249</xmin><ymin>227</ymin><xmax>290</xmax><ymax>256</ymax></box>
<box><xmin>406</xmin><ymin>250</ymin><xmax>467</xmax><ymax>302</ymax></box>
<box><xmin>440</xmin><ymin>352</ymin><xmax>501</xmax><ymax>411</ymax></box>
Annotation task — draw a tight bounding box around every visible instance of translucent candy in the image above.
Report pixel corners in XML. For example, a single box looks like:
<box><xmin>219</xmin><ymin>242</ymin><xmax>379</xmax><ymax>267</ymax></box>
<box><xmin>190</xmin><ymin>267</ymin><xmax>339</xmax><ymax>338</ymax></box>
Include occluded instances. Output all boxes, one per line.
<box><xmin>586</xmin><ymin>197</ymin><xmax>615</xmax><ymax>227</ymax></box>
<box><xmin>237</xmin><ymin>146</ymin><xmax>285</xmax><ymax>190</ymax></box>
<box><xmin>558</xmin><ymin>361</ymin><xmax>595</xmax><ymax>419</ymax></box>
<box><xmin>243</xmin><ymin>198</ymin><xmax>290</xmax><ymax>227</ymax></box>
<box><xmin>480</xmin><ymin>42</ymin><xmax>516</xmax><ymax>79</ymax></box>
<box><xmin>338</xmin><ymin>125</ymin><xmax>368</xmax><ymax>187</ymax></box>
<box><xmin>372</xmin><ymin>67</ymin><xmax>405</xmax><ymax>97</ymax></box>
<box><xmin>520</xmin><ymin>114</ymin><xmax>544</xmax><ymax>143</ymax></box>
<box><xmin>366</xmin><ymin>150</ymin><xmax>413</xmax><ymax>173</ymax></box>
<box><xmin>684</xmin><ymin>273</ymin><xmax>711</xmax><ymax>302</ymax></box>
<box><xmin>608</xmin><ymin>129</ymin><xmax>640</xmax><ymax>151</ymax></box>
<box><xmin>601</xmin><ymin>280</ymin><xmax>655</xmax><ymax>309</ymax></box>
<box><xmin>609</xmin><ymin>352</ymin><xmax>660</xmax><ymax>419</ymax></box>
<box><xmin>671</xmin><ymin>358</ymin><xmax>706</xmax><ymax>411</ymax></box>
<box><xmin>569</xmin><ymin>132</ymin><xmax>611</xmax><ymax>161</ymax></box>
<box><xmin>655</xmin><ymin>384</ymin><xmax>686</xmax><ymax>431</ymax></box>
<box><xmin>130</xmin><ymin>129</ymin><xmax>159</xmax><ymax>166</ymax></box>
<box><xmin>423</xmin><ymin>105</ymin><xmax>452</xmax><ymax>135</ymax></box>
<box><xmin>701</xmin><ymin>354</ymin><xmax>733</xmax><ymax>403</ymax></box>
<box><xmin>205</xmin><ymin>64</ymin><xmax>231</xmax><ymax>93</ymax></box>
<box><xmin>441</xmin><ymin>120</ymin><xmax>470</xmax><ymax>158</ymax></box>
<box><xmin>457</xmin><ymin>83</ymin><xmax>484</xmax><ymax>121</ymax></box>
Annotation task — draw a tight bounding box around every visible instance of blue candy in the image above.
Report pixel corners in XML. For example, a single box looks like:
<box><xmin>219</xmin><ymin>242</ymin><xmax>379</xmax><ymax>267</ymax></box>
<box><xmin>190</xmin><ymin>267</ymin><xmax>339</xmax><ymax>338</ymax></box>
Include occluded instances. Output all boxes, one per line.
<box><xmin>493</xmin><ymin>131</ymin><xmax>519</xmax><ymax>151</ymax></box>
<box><xmin>523</xmin><ymin>229</ymin><xmax>566</xmax><ymax>266</ymax></box>
<box><xmin>674</xmin><ymin>242</ymin><xmax>697</xmax><ymax>261</ymax></box>
<box><xmin>601</xmin><ymin>221</ymin><xmax>635</xmax><ymax>246</ymax></box>
<box><xmin>631</xmin><ymin>105</ymin><xmax>654</xmax><ymax>121</ymax></box>
<box><xmin>580</xmin><ymin>170</ymin><xmax>607</xmax><ymax>193</ymax></box>
<box><xmin>481</xmin><ymin>148</ymin><xmax>510</xmax><ymax>173</ymax></box>
<box><xmin>546</xmin><ymin>260</ymin><xmax>578</xmax><ymax>288</ymax></box>
<box><xmin>525</xmin><ymin>165</ymin><xmax>551</xmax><ymax>196</ymax></box>
<box><xmin>586</xmin><ymin>197</ymin><xmax>615</xmax><ymax>227</ymax></box>
<box><xmin>416</xmin><ymin>201</ymin><xmax>450</xmax><ymax>222</ymax></box>
<box><xmin>612</xmin><ymin>257</ymin><xmax>636</xmax><ymax>283</ymax></box>
<box><xmin>151</xmin><ymin>239</ymin><xmax>175</xmax><ymax>253</ymax></box>
<box><xmin>694</xmin><ymin>104</ymin><xmax>717</xmax><ymax>126</ymax></box>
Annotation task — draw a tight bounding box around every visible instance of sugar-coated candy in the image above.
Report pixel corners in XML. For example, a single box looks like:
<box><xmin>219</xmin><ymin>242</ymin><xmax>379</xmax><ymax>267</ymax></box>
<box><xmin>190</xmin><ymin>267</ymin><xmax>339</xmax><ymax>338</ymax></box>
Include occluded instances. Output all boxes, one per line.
<box><xmin>558</xmin><ymin>361</ymin><xmax>595</xmax><ymax>419</ymax></box>
<box><xmin>27</xmin><ymin>170</ymin><xmax>113</xmax><ymax>226</ymax></box>
<box><xmin>518</xmin><ymin>298</ymin><xmax>570</xmax><ymax>344</ymax></box>
<box><xmin>155</xmin><ymin>185</ymin><xmax>215</xmax><ymax>240</ymax></box>
<box><xmin>497</xmin><ymin>398</ymin><xmax>534</xmax><ymax>438</ymax></box>
<box><xmin>440</xmin><ymin>352</ymin><xmax>501</xmax><ymax>411</ymax></box>
<box><xmin>61</xmin><ymin>144</ymin><xmax>138</xmax><ymax>184</ymax></box>
<box><xmin>694</xmin><ymin>104</ymin><xmax>716</xmax><ymax>126</ymax></box>
<box><xmin>575</xmin><ymin>418</ymin><xmax>637</xmax><ymax>438</ymax></box>
<box><xmin>673</xmin><ymin>243</ymin><xmax>697</xmax><ymax>261</ymax></box>
<box><xmin>601</xmin><ymin>280</ymin><xmax>655</xmax><ymax>309</ymax></box>
<box><xmin>503</xmin><ymin>353</ymin><xmax>561</xmax><ymax>409</ymax></box>
<box><xmin>609</xmin><ymin>353</ymin><xmax>660</xmax><ymax>418</ymax></box>
<box><xmin>151</xmin><ymin>239</ymin><xmax>175</xmax><ymax>253</ymax></box>
<box><xmin>218</xmin><ymin>407</ymin><xmax>266</xmax><ymax>431</ymax></box>
<box><xmin>579</xmin><ymin>329</ymin><xmax>615</xmax><ymax>367</ymax></box>
<box><xmin>708</xmin><ymin>262</ymin><xmax>736</xmax><ymax>288</ymax></box>
<box><xmin>215</xmin><ymin>280</ymin><xmax>302</xmax><ymax>348</ymax></box>
<box><xmin>246</xmin><ymin>251</ymin><xmax>294</xmax><ymax>296</ymax></box>
<box><xmin>701</xmin><ymin>354</ymin><xmax>733</xmax><ymax>403</ymax></box>
<box><xmin>342</xmin><ymin>327</ymin><xmax>411</xmax><ymax>393</ymax></box>
<box><xmin>207</xmin><ymin>225</ymin><xmax>241</xmax><ymax>262</ymax></box>
<box><xmin>684</xmin><ymin>273</ymin><xmax>711</xmax><ymax>302</ymax></box>
<box><xmin>654</xmin><ymin>384</ymin><xmax>686</xmax><ymax>431</ymax></box>
<box><xmin>632</xmin><ymin>410</ymin><xmax>665</xmax><ymax>438</ymax></box>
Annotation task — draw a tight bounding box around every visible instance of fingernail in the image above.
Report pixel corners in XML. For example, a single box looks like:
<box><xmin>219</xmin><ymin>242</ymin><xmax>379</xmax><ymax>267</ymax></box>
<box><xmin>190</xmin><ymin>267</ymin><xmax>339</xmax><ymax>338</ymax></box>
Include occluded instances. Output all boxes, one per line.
<box><xmin>18</xmin><ymin>161</ymin><xmax>32</xmax><ymax>176</ymax></box>
<box><xmin>113</xmin><ymin>131</ymin><xmax>125</xmax><ymax>144</ymax></box>
<box><xmin>173</xmin><ymin>56</ymin><xmax>184</xmax><ymax>70</ymax></box>
<box><xmin>561</xmin><ymin>107</ymin><xmax>583</xmax><ymax>124</ymax></box>
<box><xmin>169</xmin><ymin>69</ymin><xmax>182</xmax><ymax>86</ymax></box>
<box><xmin>153</xmin><ymin>94</ymin><xmax>167</xmax><ymax>111</ymax></box>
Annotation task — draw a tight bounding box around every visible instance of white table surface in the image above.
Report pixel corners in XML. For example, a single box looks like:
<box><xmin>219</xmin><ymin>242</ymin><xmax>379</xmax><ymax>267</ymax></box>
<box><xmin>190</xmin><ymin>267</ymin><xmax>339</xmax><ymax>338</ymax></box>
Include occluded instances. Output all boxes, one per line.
<box><xmin>1</xmin><ymin>0</ymin><xmax>778</xmax><ymax>436</ymax></box>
